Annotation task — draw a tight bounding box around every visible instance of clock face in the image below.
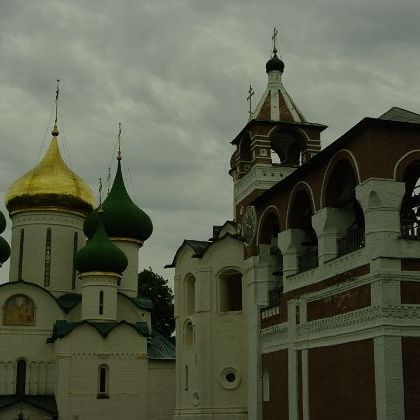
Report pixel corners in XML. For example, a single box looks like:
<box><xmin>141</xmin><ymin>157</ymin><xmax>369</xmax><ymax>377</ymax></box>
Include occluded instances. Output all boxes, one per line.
<box><xmin>242</xmin><ymin>206</ymin><xmax>257</xmax><ymax>246</ymax></box>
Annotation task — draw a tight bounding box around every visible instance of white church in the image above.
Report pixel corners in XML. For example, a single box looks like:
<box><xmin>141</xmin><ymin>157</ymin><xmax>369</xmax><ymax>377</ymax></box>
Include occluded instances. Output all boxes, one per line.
<box><xmin>0</xmin><ymin>99</ymin><xmax>175</xmax><ymax>419</ymax></box>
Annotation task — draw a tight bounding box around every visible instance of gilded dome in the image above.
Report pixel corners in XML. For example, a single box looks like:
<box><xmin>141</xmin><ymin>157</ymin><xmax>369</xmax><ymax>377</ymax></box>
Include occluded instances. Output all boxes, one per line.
<box><xmin>5</xmin><ymin>129</ymin><xmax>95</xmax><ymax>215</ymax></box>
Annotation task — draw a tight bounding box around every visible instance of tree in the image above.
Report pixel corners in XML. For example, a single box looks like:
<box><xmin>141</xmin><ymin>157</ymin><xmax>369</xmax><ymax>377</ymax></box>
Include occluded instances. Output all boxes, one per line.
<box><xmin>138</xmin><ymin>268</ymin><xmax>175</xmax><ymax>339</ymax></box>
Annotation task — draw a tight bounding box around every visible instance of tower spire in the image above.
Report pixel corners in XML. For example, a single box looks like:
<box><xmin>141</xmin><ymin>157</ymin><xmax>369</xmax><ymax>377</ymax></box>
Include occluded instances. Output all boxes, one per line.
<box><xmin>52</xmin><ymin>79</ymin><xmax>60</xmax><ymax>137</ymax></box>
<box><xmin>117</xmin><ymin>122</ymin><xmax>122</xmax><ymax>161</ymax></box>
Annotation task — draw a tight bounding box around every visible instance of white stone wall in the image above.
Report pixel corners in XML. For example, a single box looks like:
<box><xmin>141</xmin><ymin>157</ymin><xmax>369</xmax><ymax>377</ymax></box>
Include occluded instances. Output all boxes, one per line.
<box><xmin>9</xmin><ymin>210</ymin><xmax>86</xmax><ymax>295</ymax></box>
<box><xmin>174</xmin><ymin>235</ymin><xmax>248</xmax><ymax>419</ymax></box>
<box><xmin>55</xmin><ymin>324</ymin><xmax>149</xmax><ymax>420</ymax></box>
<box><xmin>148</xmin><ymin>360</ymin><xmax>176</xmax><ymax>420</ymax></box>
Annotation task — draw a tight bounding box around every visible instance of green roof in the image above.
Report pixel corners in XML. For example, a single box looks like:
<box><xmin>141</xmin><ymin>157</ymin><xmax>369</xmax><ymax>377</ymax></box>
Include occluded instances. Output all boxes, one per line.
<box><xmin>56</xmin><ymin>293</ymin><xmax>81</xmax><ymax>311</ymax></box>
<box><xmin>84</xmin><ymin>160</ymin><xmax>153</xmax><ymax>242</ymax></box>
<box><xmin>47</xmin><ymin>319</ymin><xmax>151</xmax><ymax>342</ymax></box>
<box><xmin>148</xmin><ymin>331</ymin><xmax>176</xmax><ymax>360</ymax></box>
<box><xmin>0</xmin><ymin>395</ymin><xmax>58</xmax><ymax>416</ymax></box>
<box><xmin>0</xmin><ymin>236</ymin><xmax>10</xmax><ymax>264</ymax></box>
<box><xmin>75</xmin><ymin>212</ymin><xmax>128</xmax><ymax>274</ymax></box>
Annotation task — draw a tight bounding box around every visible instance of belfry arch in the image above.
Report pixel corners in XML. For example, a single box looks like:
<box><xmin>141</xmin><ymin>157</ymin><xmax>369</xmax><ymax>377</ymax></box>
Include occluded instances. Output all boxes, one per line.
<box><xmin>269</xmin><ymin>127</ymin><xmax>305</xmax><ymax>166</ymax></box>
<box><xmin>323</xmin><ymin>158</ymin><xmax>365</xmax><ymax>256</ymax></box>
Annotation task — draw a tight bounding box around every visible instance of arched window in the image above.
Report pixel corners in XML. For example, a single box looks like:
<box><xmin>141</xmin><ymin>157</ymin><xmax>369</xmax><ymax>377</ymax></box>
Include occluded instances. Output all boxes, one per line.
<box><xmin>72</xmin><ymin>232</ymin><xmax>78</xmax><ymax>290</ymax></box>
<box><xmin>185</xmin><ymin>275</ymin><xmax>196</xmax><ymax>315</ymax></box>
<box><xmin>99</xmin><ymin>291</ymin><xmax>104</xmax><ymax>315</ymax></box>
<box><xmin>97</xmin><ymin>364</ymin><xmax>109</xmax><ymax>398</ymax></box>
<box><xmin>16</xmin><ymin>359</ymin><xmax>26</xmax><ymax>396</ymax></box>
<box><xmin>220</xmin><ymin>270</ymin><xmax>242</xmax><ymax>312</ymax></box>
<box><xmin>44</xmin><ymin>228</ymin><xmax>52</xmax><ymax>286</ymax></box>
<box><xmin>3</xmin><ymin>295</ymin><xmax>35</xmax><ymax>326</ymax></box>
<box><xmin>184</xmin><ymin>320</ymin><xmax>194</xmax><ymax>346</ymax></box>
<box><xmin>270</xmin><ymin>130</ymin><xmax>303</xmax><ymax>166</ymax></box>
<box><xmin>400</xmin><ymin>162</ymin><xmax>420</xmax><ymax>239</ymax></box>
<box><xmin>184</xmin><ymin>365</ymin><xmax>189</xmax><ymax>391</ymax></box>
<box><xmin>289</xmin><ymin>188</ymin><xmax>318</xmax><ymax>272</ymax></box>
<box><xmin>324</xmin><ymin>159</ymin><xmax>364</xmax><ymax>256</ymax></box>
<box><xmin>18</xmin><ymin>228</ymin><xmax>24</xmax><ymax>280</ymax></box>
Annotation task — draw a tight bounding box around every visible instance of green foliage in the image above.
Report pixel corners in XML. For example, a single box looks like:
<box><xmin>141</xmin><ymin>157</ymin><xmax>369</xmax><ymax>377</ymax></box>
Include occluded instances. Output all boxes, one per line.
<box><xmin>138</xmin><ymin>268</ymin><xmax>175</xmax><ymax>339</ymax></box>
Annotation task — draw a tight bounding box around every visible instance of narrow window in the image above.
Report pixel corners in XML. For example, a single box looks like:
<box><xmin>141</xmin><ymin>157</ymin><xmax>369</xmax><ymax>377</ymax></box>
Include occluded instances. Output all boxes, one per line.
<box><xmin>185</xmin><ymin>275</ymin><xmax>196</xmax><ymax>314</ymax></box>
<box><xmin>97</xmin><ymin>365</ymin><xmax>109</xmax><ymax>398</ymax></box>
<box><xmin>18</xmin><ymin>229</ymin><xmax>24</xmax><ymax>280</ymax></box>
<box><xmin>72</xmin><ymin>232</ymin><xmax>78</xmax><ymax>290</ymax></box>
<box><xmin>263</xmin><ymin>369</ymin><xmax>270</xmax><ymax>402</ymax></box>
<box><xmin>99</xmin><ymin>291</ymin><xmax>104</xmax><ymax>315</ymax></box>
<box><xmin>184</xmin><ymin>365</ymin><xmax>189</xmax><ymax>390</ymax></box>
<box><xmin>16</xmin><ymin>359</ymin><xmax>26</xmax><ymax>396</ymax></box>
<box><xmin>44</xmin><ymin>228</ymin><xmax>52</xmax><ymax>287</ymax></box>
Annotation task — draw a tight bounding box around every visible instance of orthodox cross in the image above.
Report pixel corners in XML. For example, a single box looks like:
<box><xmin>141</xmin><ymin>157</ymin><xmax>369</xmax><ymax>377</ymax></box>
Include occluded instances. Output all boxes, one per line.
<box><xmin>99</xmin><ymin>177</ymin><xmax>103</xmax><ymax>206</ymax></box>
<box><xmin>247</xmin><ymin>84</ymin><xmax>254</xmax><ymax>118</ymax></box>
<box><xmin>117</xmin><ymin>122</ymin><xmax>122</xmax><ymax>160</ymax></box>
<box><xmin>272</xmin><ymin>27</ymin><xmax>278</xmax><ymax>53</ymax></box>
<box><xmin>54</xmin><ymin>79</ymin><xmax>60</xmax><ymax>126</ymax></box>
<box><xmin>107</xmin><ymin>166</ymin><xmax>111</xmax><ymax>195</ymax></box>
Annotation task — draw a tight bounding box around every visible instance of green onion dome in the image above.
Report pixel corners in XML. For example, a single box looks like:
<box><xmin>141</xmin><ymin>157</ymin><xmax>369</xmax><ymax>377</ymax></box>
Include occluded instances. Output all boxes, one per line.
<box><xmin>0</xmin><ymin>210</ymin><xmax>6</xmax><ymax>234</ymax></box>
<box><xmin>83</xmin><ymin>160</ymin><xmax>153</xmax><ymax>243</ymax></box>
<box><xmin>0</xmin><ymin>236</ymin><xmax>11</xmax><ymax>265</ymax></box>
<box><xmin>75</xmin><ymin>211</ymin><xmax>128</xmax><ymax>274</ymax></box>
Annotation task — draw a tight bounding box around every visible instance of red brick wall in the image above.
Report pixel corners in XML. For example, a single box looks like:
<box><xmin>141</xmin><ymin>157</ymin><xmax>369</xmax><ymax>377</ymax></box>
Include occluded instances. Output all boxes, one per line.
<box><xmin>401</xmin><ymin>281</ymin><xmax>420</xmax><ymax>304</ymax></box>
<box><xmin>307</xmin><ymin>284</ymin><xmax>371</xmax><ymax>321</ymax></box>
<box><xmin>262</xmin><ymin>349</ymin><xmax>289</xmax><ymax>420</ymax></box>
<box><xmin>308</xmin><ymin>339</ymin><xmax>376</xmax><ymax>420</ymax></box>
<box><xmin>402</xmin><ymin>337</ymin><xmax>420</xmax><ymax>419</ymax></box>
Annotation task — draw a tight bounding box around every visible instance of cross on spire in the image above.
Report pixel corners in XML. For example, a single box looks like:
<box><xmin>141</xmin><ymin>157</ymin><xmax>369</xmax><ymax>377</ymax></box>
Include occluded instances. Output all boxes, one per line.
<box><xmin>247</xmin><ymin>85</ymin><xmax>254</xmax><ymax>119</ymax></box>
<box><xmin>98</xmin><ymin>177</ymin><xmax>103</xmax><ymax>206</ymax></box>
<box><xmin>52</xmin><ymin>79</ymin><xmax>60</xmax><ymax>136</ymax></box>
<box><xmin>107</xmin><ymin>166</ymin><xmax>111</xmax><ymax>195</ymax></box>
<box><xmin>117</xmin><ymin>122</ymin><xmax>122</xmax><ymax>160</ymax></box>
<box><xmin>272</xmin><ymin>27</ymin><xmax>278</xmax><ymax>54</ymax></box>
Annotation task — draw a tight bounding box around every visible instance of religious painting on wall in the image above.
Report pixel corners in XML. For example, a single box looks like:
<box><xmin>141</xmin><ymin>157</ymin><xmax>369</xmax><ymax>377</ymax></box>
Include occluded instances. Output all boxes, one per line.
<box><xmin>3</xmin><ymin>294</ymin><xmax>35</xmax><ymax>326</ymax></box>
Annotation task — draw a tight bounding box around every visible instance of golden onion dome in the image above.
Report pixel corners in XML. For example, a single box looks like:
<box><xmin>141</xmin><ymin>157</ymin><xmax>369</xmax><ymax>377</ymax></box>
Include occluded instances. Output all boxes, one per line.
<box><xmin>5</xmin><ymin>128</ymin><xmax>95</xmax><ymax>215</ymax></box>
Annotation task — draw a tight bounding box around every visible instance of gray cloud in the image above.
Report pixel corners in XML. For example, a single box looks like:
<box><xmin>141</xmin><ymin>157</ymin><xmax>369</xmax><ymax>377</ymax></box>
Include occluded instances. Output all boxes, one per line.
<box><xmin>0</xmin><ymin>0</ymin><xmax>420</xmax><ymax>283</ymax></box>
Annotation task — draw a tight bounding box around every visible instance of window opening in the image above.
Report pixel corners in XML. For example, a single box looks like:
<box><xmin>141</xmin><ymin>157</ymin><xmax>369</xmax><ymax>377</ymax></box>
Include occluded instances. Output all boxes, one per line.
<box><xmin>97</xmin><ymin>365</ymin><xmax>109</xmax><ymax>398</ymax></box>
<box><xmin>99</xmin><ymin>291</ymin><xmax>104</xmax><ymax>315</ymax></box>
<box><xmin>184</xmin><ymin>365</ymin><xmax>189</xmax><ymax>390</ymax></box>
<box><xmin>220</xmin><ymin>271</ymin><xmax>242</xmax><ymax>312</ymax></box>
<box><xmin>16</xmin><ymin>359</ymin><xmax>26</xmax><ymax>396</ymax></box>
<box><xmin>263</xmin><ymin>369</ymin><xmax>270</xmax><ymax>402</ymax></box>
<box><xmin>72</xmin><ymin>232</ymin><xmax>78</xmax><ymax>290</ymax></box>
<box><xmin>44</xmin><ymin>228</ymin><xmax>52</xmax><ymax>286</ymax></box>
<box><xmin>18</xmin><ymin>229</ymin><xmax>24</xmax><ymax>280</ymax></box>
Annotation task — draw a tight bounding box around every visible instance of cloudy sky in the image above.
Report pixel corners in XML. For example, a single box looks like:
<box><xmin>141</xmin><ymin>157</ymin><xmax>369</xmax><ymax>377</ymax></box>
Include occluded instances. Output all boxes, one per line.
<box><xmin>0</xmin><ymin>0</ymin><xmax>420</xmax><ymax>284</ymax></box>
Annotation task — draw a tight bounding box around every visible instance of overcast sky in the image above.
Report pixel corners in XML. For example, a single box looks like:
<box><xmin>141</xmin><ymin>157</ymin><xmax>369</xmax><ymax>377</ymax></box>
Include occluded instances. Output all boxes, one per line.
<box><xmin>0</xmin><ymin>0</ymin><xmax>420</xmax><ymax>285</ymax></box>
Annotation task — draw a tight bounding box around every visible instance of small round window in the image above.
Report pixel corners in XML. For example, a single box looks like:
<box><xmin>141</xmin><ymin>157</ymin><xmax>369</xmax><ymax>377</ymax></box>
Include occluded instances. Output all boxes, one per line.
<box><xmin>226</xmin><ymin>372</ymin><xmax>236</xmax><ymax>383</ymax></box>
<box><xmin>219</xmin><ymin>367</ymin><xmax>240</xmax><ymax>390</ymax></box>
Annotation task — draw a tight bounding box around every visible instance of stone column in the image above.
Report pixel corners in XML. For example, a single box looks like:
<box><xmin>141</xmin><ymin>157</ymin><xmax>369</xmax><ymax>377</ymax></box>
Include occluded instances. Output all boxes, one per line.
<box><xmin>278</xmin><ymin>229</ymin><xmax>306</xmax><ymax>277</ymax></box>
<box><xmin>356</xmin><ymin>179</ymin><xmax>405</xmax><ymax>259</ymax></box>
<box><xmin>312</xmin><ymin>207</ymin><xmax>355</xmax><ymax>264</ymax></box>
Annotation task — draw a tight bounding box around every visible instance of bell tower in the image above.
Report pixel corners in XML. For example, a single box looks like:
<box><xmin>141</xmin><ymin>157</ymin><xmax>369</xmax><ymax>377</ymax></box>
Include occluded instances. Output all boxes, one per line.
<box><xmin>229</xmin><ymin>30</ymin><xmax>327</xmax><ymax>216</ymax></box>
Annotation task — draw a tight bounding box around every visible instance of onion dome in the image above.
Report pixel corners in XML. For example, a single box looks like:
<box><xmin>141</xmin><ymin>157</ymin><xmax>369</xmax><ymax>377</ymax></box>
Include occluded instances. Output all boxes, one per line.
<box><xmin>5</xmin><ymin>127</ymin><xmax>95</xmax><ymax>215</ymax></box>
<box><xmin>83</xmin><ymin>159</ymin><xmax>153</xmax><ymax>243</ymax></box>
<box><xmin>0</xmin><ymin>210</ymin><xmax>10</xmax><ymax>266</ymax></box>
<box><xmin>75</xmin><ymin>210</ymin><xmax>128</xmax><ymax>274</ymax></box>
<box><xmin>0</xmin><ymin>210</ymin><xmax>6</xmax><ymax>234</ymax></box>
<box><xmin>0</xmin><ymin>237</ymin><xmax>11</xmax><ymax>266</ymax></box>
<box><xmin>266</xmin><ymin>49</ymin><xmax>285</xmax><ymax>73</ymax></box>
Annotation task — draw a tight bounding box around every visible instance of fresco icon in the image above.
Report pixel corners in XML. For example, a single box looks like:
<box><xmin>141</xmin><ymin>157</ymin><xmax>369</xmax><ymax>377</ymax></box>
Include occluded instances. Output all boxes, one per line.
<box><xmin>3</xmin><ymin>294</ymin><xmax>35</xmax><ymax>326</ymax></box>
